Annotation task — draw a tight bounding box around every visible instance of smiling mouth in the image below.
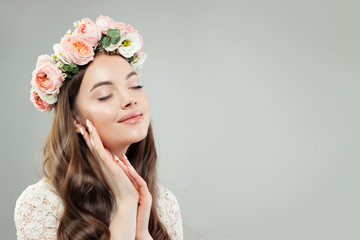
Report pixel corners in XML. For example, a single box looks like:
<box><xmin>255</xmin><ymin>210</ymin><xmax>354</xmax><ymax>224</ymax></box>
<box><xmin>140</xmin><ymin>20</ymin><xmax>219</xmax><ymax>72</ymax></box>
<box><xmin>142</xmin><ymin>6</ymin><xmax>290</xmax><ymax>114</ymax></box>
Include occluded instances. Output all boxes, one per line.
<box><xmin>117</xmin><ymin>114</ymin><xmax>143</xmax><ymax>123</ymax></box>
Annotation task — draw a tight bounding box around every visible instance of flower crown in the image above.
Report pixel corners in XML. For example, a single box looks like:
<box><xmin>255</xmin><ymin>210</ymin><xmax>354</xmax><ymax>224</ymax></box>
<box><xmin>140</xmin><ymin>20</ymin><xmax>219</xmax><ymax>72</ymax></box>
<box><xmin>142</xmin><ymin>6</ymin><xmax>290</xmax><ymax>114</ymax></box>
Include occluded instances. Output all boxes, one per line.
<box><xmin>30</xmin><ymin>15</ymin><xmax>147</xmax><ymax>113</ymax></box>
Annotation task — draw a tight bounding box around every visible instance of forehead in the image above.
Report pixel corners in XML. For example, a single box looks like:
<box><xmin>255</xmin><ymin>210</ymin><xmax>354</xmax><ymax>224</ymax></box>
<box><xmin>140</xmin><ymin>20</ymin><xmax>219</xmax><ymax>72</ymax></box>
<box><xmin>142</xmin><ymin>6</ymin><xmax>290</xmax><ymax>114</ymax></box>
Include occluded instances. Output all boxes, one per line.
<box><xmin>82</xmin><ymin>53</ymin><xmax>134</xmax><ymax>85</ymax></box>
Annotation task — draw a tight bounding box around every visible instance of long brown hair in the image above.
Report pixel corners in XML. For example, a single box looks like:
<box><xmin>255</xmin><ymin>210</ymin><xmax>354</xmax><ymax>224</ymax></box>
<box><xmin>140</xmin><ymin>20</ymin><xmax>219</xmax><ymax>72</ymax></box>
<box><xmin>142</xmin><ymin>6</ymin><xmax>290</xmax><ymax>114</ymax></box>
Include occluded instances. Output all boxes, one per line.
<box><xmin>42</xmin><ymin>51</ymin><xmax>171</xmax><ymax>240</ymax></box>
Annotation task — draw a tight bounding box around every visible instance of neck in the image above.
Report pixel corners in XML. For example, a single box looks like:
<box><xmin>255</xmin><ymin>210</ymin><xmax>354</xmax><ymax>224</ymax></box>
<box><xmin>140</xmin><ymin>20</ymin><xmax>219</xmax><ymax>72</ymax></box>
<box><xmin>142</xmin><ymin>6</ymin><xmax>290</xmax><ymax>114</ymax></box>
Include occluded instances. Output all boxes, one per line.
<box><xmin>109</xmin><ymin>145</ymin><xmax>130</xmax><ymax>161</ymax></box>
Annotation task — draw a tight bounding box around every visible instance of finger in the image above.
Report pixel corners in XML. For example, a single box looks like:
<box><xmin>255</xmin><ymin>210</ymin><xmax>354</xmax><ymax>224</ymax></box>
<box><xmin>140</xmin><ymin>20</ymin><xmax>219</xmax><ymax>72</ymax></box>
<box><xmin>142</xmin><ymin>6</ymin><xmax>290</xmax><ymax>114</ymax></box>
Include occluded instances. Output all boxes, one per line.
<box><xmin>113</xmin><ymin>155</ymin><xmax>140</xmax><ymax>190</ymax></box>
<box><xmin>127</xmin><ymin>167</ymin><xmax>147</xmax><ymax>189</ymax></box>
<box><xmin>126</xmin><ymin>171</ymin><xmax>140</xmax><ymax>191</ymax></box>
<box><xmin>78</xmin><ymin>125</ymin><xmax>112</xmax><ymax>171</ymax></box>
<box><xmin>78</xmin><ymin>120</ymin><xmax>117</xmax><ymax>171</ymax></box>
<box><xmin>105</xmin><ymin>148</ymin><xmax>113</xmax><ymax>159</ymax></box>
<box><xmin>86</xmin><ymin>119</ymin><xmax>97</xmax><ymax>146</ymax></box>
<box><xmin>127</xmin><ymin>166</ymin><xmax>151</xmax><ymax>199</ymax></box>
<box><xmin>113</xmin><ymin>154</ymin><xmax>130</xmax><ymax>173</ymax></box>
<box><xmin>85</xmin><ymin>119</ymin><xmax>115</xmax><ymax>166</ymax></box>
<box><xmin>106</xmin><ymin>149</ymin><xmax>128</xmax><ymax>173</ymax></box>
<box><xmin>119</xmin><ymin>154</ymin><xmax>141</xmax><ymax>190</ymax></box>
<box><xmin>75</xmin><ymin>122</ymin><xmax>94</xmax><ymax>152</ymax></box>
<box><xmin>127</xmin><ymin>173</ymin><xmax>140</xmax><ymax>191</ymax></box>
<box><xmin>120</xmin><ymin>154</ymin><xmax>135</xmax><ymax>170</ymax></box>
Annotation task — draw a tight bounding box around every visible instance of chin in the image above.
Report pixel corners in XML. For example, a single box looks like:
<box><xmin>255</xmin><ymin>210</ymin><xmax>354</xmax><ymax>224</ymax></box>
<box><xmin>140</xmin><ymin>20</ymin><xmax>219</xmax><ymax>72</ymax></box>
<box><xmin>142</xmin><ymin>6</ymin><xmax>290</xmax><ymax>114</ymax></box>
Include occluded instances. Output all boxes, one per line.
<box><xmin>127</xmin><ymin>128</ymin><xmax>149</xmax><ymax>143</ymax></box>
<box><xmin>121</xmin><ymin>120</ymin><xmax>150</xmax><ymax>143</ymax></box>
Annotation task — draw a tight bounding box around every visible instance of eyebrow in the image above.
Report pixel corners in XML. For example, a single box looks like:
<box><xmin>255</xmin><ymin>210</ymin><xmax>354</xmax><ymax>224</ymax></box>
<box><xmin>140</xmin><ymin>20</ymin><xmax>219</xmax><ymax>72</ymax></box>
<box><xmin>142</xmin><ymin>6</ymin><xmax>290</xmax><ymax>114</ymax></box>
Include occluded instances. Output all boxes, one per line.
<box><xmin>89</xmin><ymin>71</ymin><xmax>138</xmax><ymax>92</ymax></box>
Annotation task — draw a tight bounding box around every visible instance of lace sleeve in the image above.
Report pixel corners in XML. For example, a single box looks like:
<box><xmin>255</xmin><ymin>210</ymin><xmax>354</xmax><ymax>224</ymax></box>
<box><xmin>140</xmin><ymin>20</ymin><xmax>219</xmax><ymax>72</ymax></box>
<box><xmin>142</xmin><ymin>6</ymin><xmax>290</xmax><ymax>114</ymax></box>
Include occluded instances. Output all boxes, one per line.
<box><xmin>157</xmin><ymin>184</ymin><xmax>184</xmax><ymax>240</ymax></box>
<box><xmin>14</xmin><ymin>178</ymin><xmax>63</xmax><ymax>240</ymax></box>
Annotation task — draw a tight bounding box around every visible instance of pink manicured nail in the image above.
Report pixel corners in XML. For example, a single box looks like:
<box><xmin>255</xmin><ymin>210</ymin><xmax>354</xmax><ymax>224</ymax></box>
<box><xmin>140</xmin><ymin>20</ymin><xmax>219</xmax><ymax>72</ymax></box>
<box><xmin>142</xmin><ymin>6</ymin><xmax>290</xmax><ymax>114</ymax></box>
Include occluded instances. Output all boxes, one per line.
<box><xmin>79</xmin><ymin>127</ymin><xmax>84</xmax><ymax>135</ymax></box>
<box><xmin>122</xmin><ymin>153</ymin><xmax>128</xmax><ymax>161</ymax></box>
<box><xmin>90</xmin><ymin>138</ymin><xmax>94</xmax><ymax>146</ymax></box>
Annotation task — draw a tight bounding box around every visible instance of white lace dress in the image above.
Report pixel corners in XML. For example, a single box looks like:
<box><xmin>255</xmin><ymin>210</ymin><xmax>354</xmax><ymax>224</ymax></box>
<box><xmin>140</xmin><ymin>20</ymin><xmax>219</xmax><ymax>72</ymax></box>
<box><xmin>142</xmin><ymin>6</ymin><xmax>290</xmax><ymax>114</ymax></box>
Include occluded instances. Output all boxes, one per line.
<box><xmin>14</xmin><ymin>177</ymin><xmax>183</xmax><ymax>240</ymax></box>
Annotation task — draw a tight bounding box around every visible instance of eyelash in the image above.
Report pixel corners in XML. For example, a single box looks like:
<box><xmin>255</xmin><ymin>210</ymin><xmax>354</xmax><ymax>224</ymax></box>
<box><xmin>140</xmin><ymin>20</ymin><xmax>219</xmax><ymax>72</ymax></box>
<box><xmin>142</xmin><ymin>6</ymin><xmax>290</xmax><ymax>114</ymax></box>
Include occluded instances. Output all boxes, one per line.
<box><xmin>97</xmin><ymin>85</ymin><xmax>144</xmax><ymax>102</ymax></box>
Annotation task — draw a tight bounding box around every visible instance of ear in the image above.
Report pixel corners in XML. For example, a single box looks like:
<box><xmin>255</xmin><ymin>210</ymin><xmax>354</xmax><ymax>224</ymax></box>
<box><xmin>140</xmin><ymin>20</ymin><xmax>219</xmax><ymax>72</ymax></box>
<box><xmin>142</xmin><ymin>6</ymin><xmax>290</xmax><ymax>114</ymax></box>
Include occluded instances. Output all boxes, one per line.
<box><xmin>71</xmin><ymin>111</ymin><xmax>82</xmax><ymax>129</ymax></box>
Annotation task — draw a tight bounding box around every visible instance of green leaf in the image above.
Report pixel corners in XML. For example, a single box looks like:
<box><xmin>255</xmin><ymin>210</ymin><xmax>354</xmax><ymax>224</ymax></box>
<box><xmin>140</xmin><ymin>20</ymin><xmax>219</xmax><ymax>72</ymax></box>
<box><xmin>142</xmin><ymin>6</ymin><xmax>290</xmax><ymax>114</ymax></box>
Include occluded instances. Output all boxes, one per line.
<box><xmin>70</xmin><ymin>63</ymin><xmax>77</xmax><ymax>69</ymax></box>
<box><xmin>102</xmin><ymin>36</ymin><xmax>110</xmax><ymax>47</ymax></box>
<box><xmin>71</xmin><ymin>65</ymin><xmax>79</xmax><ymax>74</ymax></box>
<box><xmin>63</xmin><ymin>64</ymin><xmax>72</xmax><ymax>72</ymax></box>
<box><xmin>110</xmin><ymin>35</ymin><xmax>121</xmax><ymax>44</ymax></box>
<box><xmin>127</xmin><ymin>55</ymin><xmax>136</xmax><ymax>62</ymax></box>
<box><xmin>107</xmin><ymin>28</ymin><xmax>120</xmax><ymax>37</ymax></box>
<box><xmin>66</xmin><ymin>72</ymin><xmax>73</xmax><ymax>79</ymax></box>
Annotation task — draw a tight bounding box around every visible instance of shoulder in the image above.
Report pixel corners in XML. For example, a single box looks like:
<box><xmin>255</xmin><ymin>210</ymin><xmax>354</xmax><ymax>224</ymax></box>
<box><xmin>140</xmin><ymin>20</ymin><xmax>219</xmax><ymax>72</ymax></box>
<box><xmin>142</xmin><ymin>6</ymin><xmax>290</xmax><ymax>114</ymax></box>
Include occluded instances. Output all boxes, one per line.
<box><xmin>156</xmin><ymin>182</ymin><xmax>180</xmax><ymax>207</ymax></box>
<box><xmin>156</xmin><ymin>182</ymin><xmax>184</xmax><ymax>240</ymax></box>
<box><xmin>14</xmin><ymin>177</ymin><xmax>63</xmax><ymax>239</ymax></box>
<box><xmin>156</xmin><ymin>182</ymin><xmax>182</xmax><ymax>218</ymax></box>
<box><xmin>14</xmin><ymin>177</ymin><xmax>62</xmax><ymax>213</ymax></box>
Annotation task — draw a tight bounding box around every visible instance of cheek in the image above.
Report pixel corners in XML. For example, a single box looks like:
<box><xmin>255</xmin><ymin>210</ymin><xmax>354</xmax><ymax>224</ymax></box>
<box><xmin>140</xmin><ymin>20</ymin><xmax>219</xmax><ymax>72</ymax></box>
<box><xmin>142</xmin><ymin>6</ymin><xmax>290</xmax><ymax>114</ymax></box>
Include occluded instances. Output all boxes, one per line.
<box><xmin>86</xmin><ymin>104</ymin><xmax>117</xmax><ymax>123</ymax></box>
<box><xmin>140</xmin><ymin>93</ymin><xmax>150</xmax><ymax>112</ymax></box>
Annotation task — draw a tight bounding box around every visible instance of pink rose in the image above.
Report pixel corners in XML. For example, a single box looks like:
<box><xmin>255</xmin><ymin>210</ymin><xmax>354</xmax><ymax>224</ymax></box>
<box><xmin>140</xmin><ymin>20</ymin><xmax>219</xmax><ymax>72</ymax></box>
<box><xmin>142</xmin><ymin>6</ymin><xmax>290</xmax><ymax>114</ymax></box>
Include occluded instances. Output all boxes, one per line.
<box><xmin>36</xmin><ymin>54</ymin><xmax>54</xmax><ymax>66</ymax></box>
<box><xmin>96</xmin><ymin>15</ymin><xmax>118</xmax><ymax>34</ymax></box>
<box><xmin>114</xmin><ymin>22</ymin><xmax>133</xmax><ymax>35</ymax></box>
<box><xmin>59</xmin><ymin>35</ymin><xmax>94</xmax><ymax>65</ymax></box>
<box><xmin>73</xmin><ymin>18</ymin><xmax>101</xmax><ymax>47</ymax></box>
<box><xmin>30</xmin><ymin>88</ymin><xmax>54</xmax><ymax>113</ymax></box>
<box><xmin>30</xmin><ymin>55</ymin><xmax>63</xmax><ymax>94</ymax></box>
<box><xmin>124</xmin><ymin>24</ymin><xmax>136</xmax><ymax>34</ymax></box>
<box><xmin>138</xmin><ymin>32</ymin><xmax>144</xmax><ymax>51</ymax></box>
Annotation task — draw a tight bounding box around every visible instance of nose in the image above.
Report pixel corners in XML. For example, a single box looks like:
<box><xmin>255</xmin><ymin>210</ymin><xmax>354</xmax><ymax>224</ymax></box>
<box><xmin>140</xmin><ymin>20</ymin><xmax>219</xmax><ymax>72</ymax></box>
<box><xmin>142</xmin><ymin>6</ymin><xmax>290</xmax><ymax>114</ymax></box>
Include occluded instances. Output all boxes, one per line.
<box><xmin>122</xmin><ymin>98</ymin><xmax>137</xmax><ymax>109</ymax></box>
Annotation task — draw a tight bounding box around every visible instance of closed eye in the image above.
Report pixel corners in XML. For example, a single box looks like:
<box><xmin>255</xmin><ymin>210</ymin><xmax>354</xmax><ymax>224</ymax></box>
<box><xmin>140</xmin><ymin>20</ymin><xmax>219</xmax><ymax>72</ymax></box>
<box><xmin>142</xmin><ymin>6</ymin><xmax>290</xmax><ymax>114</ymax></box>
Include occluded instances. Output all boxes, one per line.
<box><xmin>97</xmin><ymin>85</ymin><xmax>144</xmax><ymax>102</ymax></box>
<box><xmin>132</xmin><ymin>85</ymin><xmax>144</xmax><ymax>89</ymax></box>
<box><xmin>97</xmin><ymin>93</ymin><xmax>114</xmax><ymax>102</ymax></box>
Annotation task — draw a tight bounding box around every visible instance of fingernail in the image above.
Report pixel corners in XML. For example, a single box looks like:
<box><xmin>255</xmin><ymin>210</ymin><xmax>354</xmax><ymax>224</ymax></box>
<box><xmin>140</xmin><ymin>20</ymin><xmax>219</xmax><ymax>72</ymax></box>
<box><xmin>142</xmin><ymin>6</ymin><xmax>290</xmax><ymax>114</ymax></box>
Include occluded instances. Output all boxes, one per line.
<box><xmin>122</xmin><ymin>153</ymin><xmax>128</xmax><ymax>161</ymax></box>
<box><xmin>79</xmin><ymin>127</ymin><xmax>84</xmax><ymax>135</ymax></box>
<box><xmin>90</xmin><ymin>138</ymin><xmax>94</xmax><ymax>146</ymax></box>
<box><xmin>86</xmin><ymin>119</ymin><xmax>92</xmax><ymax>133</ymax></box>
<box><xmin>114</xmin><ymin>155</ymin><xmax>124</xmax><ymax>164</ymax></box>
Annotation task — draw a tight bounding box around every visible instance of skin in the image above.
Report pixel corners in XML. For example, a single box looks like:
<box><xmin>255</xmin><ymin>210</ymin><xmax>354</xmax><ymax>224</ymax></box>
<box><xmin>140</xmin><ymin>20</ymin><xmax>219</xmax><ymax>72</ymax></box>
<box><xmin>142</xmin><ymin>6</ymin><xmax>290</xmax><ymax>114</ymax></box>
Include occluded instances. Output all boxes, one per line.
<box><xmin>72</xmin><ymin>52</ymin><xmax>151</xmax><ymax>158</ymax></box>
<box><xmin>72</xmin><ymin>53</ymin><xmax>153</xmax><ymax>239</ymax></box>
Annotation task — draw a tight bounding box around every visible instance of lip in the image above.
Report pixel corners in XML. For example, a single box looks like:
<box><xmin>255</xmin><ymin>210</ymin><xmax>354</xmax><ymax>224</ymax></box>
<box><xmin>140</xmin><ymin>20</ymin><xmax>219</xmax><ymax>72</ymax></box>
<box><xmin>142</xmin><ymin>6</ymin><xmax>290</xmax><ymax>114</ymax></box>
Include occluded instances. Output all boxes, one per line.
<box><xmin>118</xmin><ymin>110</ymin><xmax>143</xmax><ymax>123</ymax></box>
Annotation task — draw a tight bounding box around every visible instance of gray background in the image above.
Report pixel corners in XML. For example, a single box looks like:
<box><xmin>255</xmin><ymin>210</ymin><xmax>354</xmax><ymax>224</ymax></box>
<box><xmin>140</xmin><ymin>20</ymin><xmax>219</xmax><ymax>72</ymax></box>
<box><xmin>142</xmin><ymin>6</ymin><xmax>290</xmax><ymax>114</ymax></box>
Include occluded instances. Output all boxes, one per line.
<box><xmin>1</xmin><ymin>0</ymin><xmax>359</xmax><ymax>239</ymax></box>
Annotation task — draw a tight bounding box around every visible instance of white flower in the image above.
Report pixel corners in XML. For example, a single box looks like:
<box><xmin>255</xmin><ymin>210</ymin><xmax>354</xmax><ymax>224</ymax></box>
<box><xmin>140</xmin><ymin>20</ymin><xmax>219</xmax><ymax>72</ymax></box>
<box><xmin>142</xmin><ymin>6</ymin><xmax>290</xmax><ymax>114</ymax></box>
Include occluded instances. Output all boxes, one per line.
<box><xmin>53</xmin><ymin>43</ymin><xmax>70</xmax><ymax>65</ymax></box>
<box><xmin>130</xmin><ymin>52</ymin><xmax>147</xmax><ymax>76</ymax></box>
<box><xmin>55</xmin><ymin>61</ymin><xmax>64</xmax><ymax>68</ymax></box>
<box><xmin>65</xmin><ymin>29</ymin><xmax>72</xmax><ymax>36</ymax></box>
<box><xmin>37</xmin><ymin>91</ymin><xmax>58</xmax><ymax>104</ymax></box>
<box><xmin>104</xmin><ymin>40</ymin><xmax>122</xmax><ymax>52</ymax></box>
<box><xmin>73</xmin><ymin>20</ymin><xmax>80</xmax><ymax>28</ymax></box>
<box><xmin>61</xmin><ymin>73</ymin><xmax>67</xmax><ymax>80</ymax></box>
<box><xmin>118</xmin><ymin>32</ymin><xmax>142</xmax><ymax>58</ymax></box>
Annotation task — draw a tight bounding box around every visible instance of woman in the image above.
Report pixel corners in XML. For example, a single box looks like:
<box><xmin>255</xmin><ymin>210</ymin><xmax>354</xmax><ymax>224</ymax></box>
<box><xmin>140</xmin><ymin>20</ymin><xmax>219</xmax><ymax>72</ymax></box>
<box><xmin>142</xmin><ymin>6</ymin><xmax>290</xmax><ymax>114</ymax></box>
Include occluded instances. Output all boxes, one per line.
<box><xmin>14</xmin><ymin>15</ymin><xmax>183</xmax><ymax>240</ymax></box>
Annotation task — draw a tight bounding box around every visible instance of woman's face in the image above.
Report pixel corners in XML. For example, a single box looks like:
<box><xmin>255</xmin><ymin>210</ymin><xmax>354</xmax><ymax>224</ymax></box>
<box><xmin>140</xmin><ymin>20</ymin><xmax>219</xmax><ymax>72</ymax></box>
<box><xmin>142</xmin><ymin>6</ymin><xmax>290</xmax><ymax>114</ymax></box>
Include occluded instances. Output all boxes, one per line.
<box><xmin>72</xmin><ymin>53</ymin><xmax>150</xmax><ymax>153</ymax></box>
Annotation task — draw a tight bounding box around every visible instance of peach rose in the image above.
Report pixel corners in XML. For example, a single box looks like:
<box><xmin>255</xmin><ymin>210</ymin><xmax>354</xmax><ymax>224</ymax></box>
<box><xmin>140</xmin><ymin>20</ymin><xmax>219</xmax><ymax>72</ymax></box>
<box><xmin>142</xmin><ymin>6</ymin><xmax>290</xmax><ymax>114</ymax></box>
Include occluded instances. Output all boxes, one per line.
<box><xmin>30</xmin><ymin>88</ymin><xmax>54</xmax><ymax>113</ymax></box>
<box><xmin>59</xmin><ymin>35</ymin><xmax>94</xmax><ymax>65</ymax></box>
<box><xmin>96</xmin><ymin>15</ymin><xmax>118</xmax><ymax>34</ymax></box>
<box><xmin>73</xmin><ymin>18</ymin><xmax>101</xmax><ymax>47</ymax></box>
<box><xmin>30</xmin><ymin>55</ymin><xmax>63</xmax><ymax>94</ymax></box>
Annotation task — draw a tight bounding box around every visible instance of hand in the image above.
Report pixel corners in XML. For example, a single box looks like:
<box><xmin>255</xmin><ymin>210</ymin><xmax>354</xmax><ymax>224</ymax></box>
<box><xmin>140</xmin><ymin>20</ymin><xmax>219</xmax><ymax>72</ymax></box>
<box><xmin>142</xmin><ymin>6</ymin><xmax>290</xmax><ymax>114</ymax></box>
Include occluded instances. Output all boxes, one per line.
<box><xmin>73</xmin><ymin>118</ymin><xmax>139</xmax><ymax>202</ymax></box>
<box><xmin>119</xmin><ymin>154</ymin><xmax>153</xmax><ymax>240</ymax></box>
